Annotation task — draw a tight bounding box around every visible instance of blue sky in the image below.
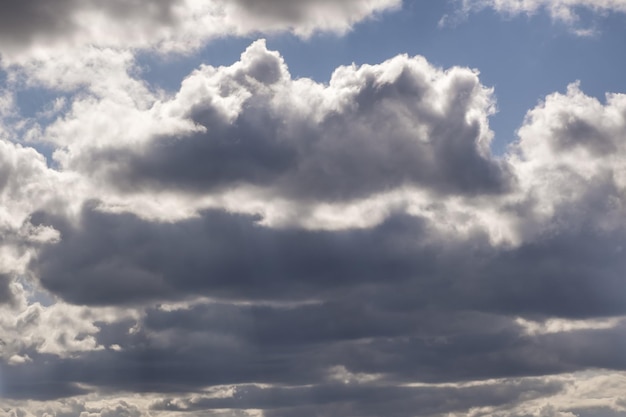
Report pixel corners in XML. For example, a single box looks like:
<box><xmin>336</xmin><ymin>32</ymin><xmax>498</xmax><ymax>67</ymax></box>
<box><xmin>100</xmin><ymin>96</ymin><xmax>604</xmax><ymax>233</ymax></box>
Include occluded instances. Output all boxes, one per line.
<box><xmin>2</xmin><ymin>1</ymin><xmax>626</xmax><ymax>417</ymax></box>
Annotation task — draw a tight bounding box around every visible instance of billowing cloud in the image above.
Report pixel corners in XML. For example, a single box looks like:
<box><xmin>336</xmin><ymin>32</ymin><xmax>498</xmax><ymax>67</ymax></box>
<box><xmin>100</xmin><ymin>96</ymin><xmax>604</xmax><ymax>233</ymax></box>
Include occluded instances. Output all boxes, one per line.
<box><xmin>7</xmin><ymin>61</ymin><xmax>625</xmax><ymax>417</ymax></box>
<box><xmin>1</xmin><ymin>17</ymin><xmax>626</xmax><ymax>417</ymax></box>
<box><xmin>45</xmin><ymin>40</ymin><xmax>509</xmax><ymax>205</ymax></box>
<box><xmin>510</xmin><ymin>82</ymin><xmax>626</xmax><ymax>238</ymax></box>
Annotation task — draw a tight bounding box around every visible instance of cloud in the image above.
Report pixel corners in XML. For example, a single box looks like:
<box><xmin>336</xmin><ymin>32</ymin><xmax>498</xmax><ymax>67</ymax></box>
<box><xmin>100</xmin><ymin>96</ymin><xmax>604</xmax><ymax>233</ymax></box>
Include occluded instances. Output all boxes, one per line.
<box><xmin>0</xmin><ymin>301</ymin><xmax>578</xmax><ymax>398</ymax></box>
<box><xmin>0</xmin><ymin>0</ymin><xmax>400</xmax><ymax>63</ymax></box>
<box><xmin>223</xmin><ymin>0</ymin><xmax>402</xmax><ymax>36</ymax></box>
<box><xmin>31</xmin><ymin>207</ymin><xmax>447</xmax><ymax>305</ymax></box>
<box><xmin>151</xmin><ymin>379</ymin><xmax>564</xmax><ymax>417</ymax></box>
<box><xmin>454</xmin><ymin>0</ymin><xmax>626</xmax><ymax>33</ymax></box>
<box><xmin>27</xmin><ymin>199</ymin><xmax>626</xmax><ymax>319</ymax></box>
<box><xmin>25</xmin><ymin>76</ymin><xmax>626</xmax><ymax>317</ymax></box>
<box><xmin>0</xmin><ymin>139</ymin><xmax>68</xmax><ymax>305</ymax></box>
<box><xmin>4</xmin><ymin>296</ymin><xmax>626</xmax><ymax>410</ymax></box>
<box><xmin>46</xmin><ymin>40</ymin><xmax>510</xmax><ymax>204</ymax></box>
<box><xmin>509</xmin><ymin>82</ymin><xmax>626</xmax><ymax>239</ymax></box>
<box><xmin>0</xmin><ymin>399</ymin><xmax>144</xmax><ymax>417</ymax></box>
<box><xmin>0</xmin><ymin>274</ymin><xmax>13</xmax><ymax>305</ymax></box>
<box><xmin>5</xmin><ymin>66</ymin><xmax>624</xmax><ymax>417</ymax></box>
<box><xmin>2</xmin><ymin>35</ymin><xmax>626</xmax><ymax>417</ymax></box>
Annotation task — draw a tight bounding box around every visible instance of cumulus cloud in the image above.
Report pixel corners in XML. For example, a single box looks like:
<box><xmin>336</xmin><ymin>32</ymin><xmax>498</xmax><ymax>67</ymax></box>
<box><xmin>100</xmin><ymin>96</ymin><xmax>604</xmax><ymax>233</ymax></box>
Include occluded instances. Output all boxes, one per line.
<box><xmin>25</xmin><ymin>46</ymin><xmax>626</xmax><ymax>318</ymax></box>
<box><xmin>509</xmin><ymin>82</ymin><xmax>626</xmax><ymax>238</ymax></box>
<box><xmin>0</xmin><ymin>139</ymin><xmax>70</xmax><ymax>305</ymax></box>
<box><xmin>44</xmin><ymin>40</ymin><xmax>509</xmax><ymax>205</ymax></box>
<box><xmin>5</xmin><ymin>74</ymin><xmax>625</xmax><ymax>416</ymax></box>
<box><xmin>0</xmin><ymin>0</ymin><xmax>400</xmax><ymax>63</ymax></box>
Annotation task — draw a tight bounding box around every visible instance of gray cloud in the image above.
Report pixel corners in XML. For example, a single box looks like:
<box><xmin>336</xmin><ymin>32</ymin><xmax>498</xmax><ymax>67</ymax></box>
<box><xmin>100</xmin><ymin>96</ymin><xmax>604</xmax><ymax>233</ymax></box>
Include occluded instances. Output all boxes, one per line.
<box><xmin>0</xmin><ymin>274</ymin><xmax>13</xmax><ymax>305</ymax></box>
<box><xmin>152</xmin><ymin>379</ymin><xmax>564</xmax><ymax>417</ymax></box>
<box><xmin>0</xmin><ymin>0</ymin><xmax>400</xmax><ymax>62</ymax></box>
<box><xmin>1</xmin><ymin>367</ymin><xmax>89</xmax><ymax>401</ymax></box>
<box><xmin>3</xmin><ymin>33</ymin><xmax>626</xmax><ymax>417</ymax></box>
<box><xmin>61</xmin><ymin>41</ymin><xmax>510</xmax><ymax>202</ymax></box>
<box><xmin>31</xmin><ymin>205</ymin><xmax>442</xmax><ymax>305</ymax></box>
<box><xmin>16</xmin><ymin>75</ymin><xmax>626</xmax><ymax>413</ymax></box>
<box><xmin>4</xmin><ymin>302</ymin><xmax>626</xmax><ymax>408</ymax></box>
<box><xmin>0</xmin><ymin>0</ymin><xmax>180</xmax><ymax>57</ymax></box>
<box><xmin>29</xmin><ymin>196</ymin><xmax>626</xmax><ymax>320</ymax></box>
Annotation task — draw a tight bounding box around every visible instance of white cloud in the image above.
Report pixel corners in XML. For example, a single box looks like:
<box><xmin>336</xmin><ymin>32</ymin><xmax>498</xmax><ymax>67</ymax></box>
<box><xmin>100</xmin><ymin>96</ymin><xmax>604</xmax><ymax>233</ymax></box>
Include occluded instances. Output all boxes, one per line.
<box><xmin>455</xmin><ymin>0</ymin><xmax>626</xmax><ymax>32</ymax></box>
<box><xmin>0</xmin><ymin>141</ymin><xmax>69</xmax><ymax>293</ymax></box>
<box><xmin>507</xmin><ymin>82</ymin><xmax>626</xmax><ymax>240</ymax></box>
<box><xmin>32</xmin><ymin>40</ymin><xmax>509</xmax><ymax>237</ymax></box>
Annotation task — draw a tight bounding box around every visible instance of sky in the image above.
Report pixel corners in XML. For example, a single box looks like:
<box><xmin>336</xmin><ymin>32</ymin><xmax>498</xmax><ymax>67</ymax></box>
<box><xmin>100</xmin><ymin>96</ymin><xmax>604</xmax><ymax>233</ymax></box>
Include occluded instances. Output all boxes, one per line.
<box><xmin>1</xmin><ymin>0</ymin><xmax>626</xmax><ymax>416</ymax></box>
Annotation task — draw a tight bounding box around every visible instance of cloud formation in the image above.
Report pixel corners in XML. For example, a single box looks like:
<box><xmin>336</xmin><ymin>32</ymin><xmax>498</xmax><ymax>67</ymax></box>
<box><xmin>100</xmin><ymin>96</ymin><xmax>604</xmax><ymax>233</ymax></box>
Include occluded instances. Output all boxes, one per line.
<box><xmin>2</xmin><ymin>6</ymin><xmax>626</xmax><ymax>415</ymax></box>
<box><xmin>45</xmin><ymin>40</ymin><xmax>508</xmax><ymax>204</ymax></box>
<box><xmin>5</xmin><ymin>45</ymin><xmax>625</xmax><ymax>415</ymax></box>
<box><xmin>0</xmin><ymin>0</ymin><xmax>400</xmax><ymax>63</ymax></box>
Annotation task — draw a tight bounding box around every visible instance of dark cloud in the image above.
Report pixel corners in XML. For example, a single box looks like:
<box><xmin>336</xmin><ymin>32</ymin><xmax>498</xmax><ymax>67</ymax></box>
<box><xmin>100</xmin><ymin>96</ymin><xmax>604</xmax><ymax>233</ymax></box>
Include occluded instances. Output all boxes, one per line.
<box><xmin>135</xmin><ymin>305</ymin><xmax>586</xmax><ymax>383</ymax></box>
<box><xmin>0</xmin><ymin>0</ymin><xmax>180</xmax><ymax>56</ymax></box>
<box><xmin>333</xmin><ymin>323</ymin><xmax>626</xmax><ymax>383</ymax></box>
<box><xmin>31</xmin><ymin>204</ymin><xmax>443</xmax><ymax>306</ymax></box>
<box><xmin>4</xmin><ymin>399</ymin><xmax>143</xmax><ymax>417</ymax></box>
<box><xmin>0</xmin><ymin>274</ymin><xmax>13</xmax><ymax>305</ymax></box>
<box><xmin>3</xmin><ymin>30</ymin><xmax>626</xmax><ymax>417</ymax></box>
<box><xmin>4</xmin><ymin>303</ymin><xmax>626</xmax><ymax>407</ymax></box>
<box><xmin>152</xmin><ymin>379</ymin><xmax>563</xmax><ymax>417</ymax></box>
<box><xmin>29</xmin><ymin>196</ymin><xmax>626</xmax><ymax>319</ymax></box>
<box><xmin>15</xmin><ymin>190</ymin><xmax>626</xmax><ymax>411</ymax></box>
<box><xmin>1</xmin><ymin>364</ymin><xmax>89</xmax><ymax>401</ymax></box>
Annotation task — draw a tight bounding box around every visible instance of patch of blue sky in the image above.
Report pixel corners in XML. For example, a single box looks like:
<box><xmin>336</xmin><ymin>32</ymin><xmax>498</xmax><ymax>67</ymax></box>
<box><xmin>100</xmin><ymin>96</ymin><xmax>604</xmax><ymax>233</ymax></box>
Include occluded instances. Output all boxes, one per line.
<box><xmin>6</xmin><ymin>87</ymin><xmax>69</xmax><ymax>166</ymax></box>
<box><xmin>0</xmin><ymin>66</ymin><xmax>6</xmax><ymax>89</ymax></box>
<box><xmin>14</xmin><ymin>87</ymin><xmax>65</xmax><ymax>120</ymax></box>
<box><xmin>122</xmin><ymin>2</ymin><xmax>626</xmax><ymax>155</ymax></box>
<box><xmin>18</xmin><ymin>273</ymin><xmax>56</xmax><ymax>308</ymax></box>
